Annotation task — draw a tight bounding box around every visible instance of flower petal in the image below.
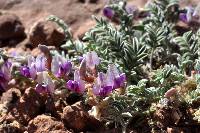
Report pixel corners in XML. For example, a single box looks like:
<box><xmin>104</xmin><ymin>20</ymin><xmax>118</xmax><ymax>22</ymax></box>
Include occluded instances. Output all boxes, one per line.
<box><xmin>35</xmin><ymin>55</ymin><xmax>46</xmax><ymax>72</ymax></box>
<box><xmin>57</xmin><ymin>61</ymin><xmax>72</xmax><ymax>77</ymax></box>
<box><xmin>44</xmin><ymin>72</ymin><xmax>55</xmax><ymax>93</ymax></box>
<box><xmin>78</xmin><ymin>79</ymin><xmax>85</xmax><ymax>93</ymax></box>
<box><xmin>107</xmin><ymin>64</ymin><xmax>119</xmax><ymax>86</ymax></box>
<box><xmin>179</xmin><ymin>13</ymin><xmax>187</xmax><ymax>23</ymax></box>
<box><xmin>186</xmin><ymin>6</ymin><xmax>194</xmax><ymax>22</ymax></box>
<box><xmin>86</xmin><ymin>51</ymin><xmax>100</xmax><ymax>69</ymax></box>
<box><xmin>74</xmin><ymin>70</ymin><xmax>81</xmax><ymax>82</ymax></box>
<box><xmin>51</xmin><ymin>56</ymin><xmax>60</xmax><ymax>76</ymax></box>
<box><xmin>29</xmin><ymin>64</ymin><xmax>36</xmax><ymax>79</ymax></box>
<box><xmin>103</xmin><ymin>7</ymin><xmax>114</xmax><ymax>19</ymax></box>
<box><xmin>1</xmin><ymin>62</ymin><xmax>11</xmax><ymax>81</ymax></box>
<box><xmin>20</xmin><ymin>66</ymin><xmax>31</xmax><ymax>78</ymax></box>
<box><xmin>93</xmin><ymin>80</ymin><xmax>101</xmax><ymax>95</ymax></box>
<box><xmin>28</xmin><ymin>55</ymin><xmax>35</xmax><ymax>68</ymax></box>
<box><xmin>66</xmin><ymin>80</ymin><xmax>82</xmax><ymax>93</ymax></box>
<box><xmin>113</xmin><ymin>73</ymin><xmax>126</xmax><ymax>89</ymax></box>
<box><xmin>79</xmin><ymin>58</ymin><xmax>86</xmax><ymax>79</ymax></box>
<box><xmin>99</xmin><ymin>86</ymin><xmax>113</xmax><ymax>97</ymax></box>
<box><xmin>35</xmin><ymin>84</ymin><xmax>48</xmax><ymax>94</ymax></box>
<box><xmin>98</xmin><ymin>72</ymin><xmax>107</xmax><ymax>87</ymax></box>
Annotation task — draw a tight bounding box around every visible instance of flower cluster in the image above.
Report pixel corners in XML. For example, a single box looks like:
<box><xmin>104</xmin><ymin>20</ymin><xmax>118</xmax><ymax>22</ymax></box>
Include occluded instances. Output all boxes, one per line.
<box><xmin>19</xmin><ymin>50</ymin><xmax>126</xmax><ymax>96</ymax></box>
<box><xmin>67</xmin><ymin>51</ymin><xmax>126</xmax><ymax>97</ymax></box>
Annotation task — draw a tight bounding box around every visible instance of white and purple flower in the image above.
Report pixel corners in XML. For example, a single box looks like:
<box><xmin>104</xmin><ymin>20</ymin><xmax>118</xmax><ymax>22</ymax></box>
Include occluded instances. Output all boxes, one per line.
<box><xmin>35</xmin><ymin>71</ymin><xmax>55</xmax><ymax>94</ymax></box>
<box><xmin>92</xmin><ymin>72</ymin><xmax>113</xmax><ymax>97</ymax></box>
<box><xmin>84</xmin><ymin>51</ymin><xmax>100</xmax><ymax>70</ymax></box>
<box><xmin>20</xmin><ymin>55</ymin><xmax>46</xmax><ymax>79</ymax></box>
<box><xmin>66</xmin><ymin>70</ymin><xmax>85</xmax><ymax>93</ymax></box>
<box><xmin>179</xmin><ymin>6</ymin><xmax>200</xmax><ymax>24</ymax></box>
<box><xmin>51</xmin><ymin>55</ymin><xmax>72</xmax><ymax>78</ymax></box>
<box><xmin>107</xmin><ymin>64</ymin><xmax>126</xmax><ymax>89</ymax></box>
<box><xmin>79</xmin><ymin>51</ymin><xmax>100</xmax><ymax>82</ymax></box>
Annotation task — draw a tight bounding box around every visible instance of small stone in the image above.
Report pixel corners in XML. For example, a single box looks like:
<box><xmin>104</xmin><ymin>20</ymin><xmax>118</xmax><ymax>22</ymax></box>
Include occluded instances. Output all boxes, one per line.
<box><xmin>0</xmin><ymin>13</ymin><xmax>26</xmax><ymax>46</ymax></box>
<box><xmin>27</xmin><ymin>115</ymin><xmax>69</xmax><ymax>133</ymax></box>
<box><xmin>9</xmin><ymin>88</ymin><xmax>47</xmax><ymax>125</ymax></box>
<box><xmin>62</xmin><ymin>101</ymin><xmax>101</xmax><ymax>132</ymax></box>
<box><xmin>0</xmin><ymin>88</ymin><xmax>21</xmax><ymax>105</ymax></box>
<box><xmin>29</xmin><ymin>19</ymin><xmax>65</xmax><ymax>47</ymax></box>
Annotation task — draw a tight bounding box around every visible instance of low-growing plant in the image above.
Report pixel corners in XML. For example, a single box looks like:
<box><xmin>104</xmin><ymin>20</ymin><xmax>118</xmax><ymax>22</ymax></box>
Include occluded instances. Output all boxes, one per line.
<box><xmin>1</xmin><ymin>0</ymin><xmax>200</xmax><ymax>132</ymax></box>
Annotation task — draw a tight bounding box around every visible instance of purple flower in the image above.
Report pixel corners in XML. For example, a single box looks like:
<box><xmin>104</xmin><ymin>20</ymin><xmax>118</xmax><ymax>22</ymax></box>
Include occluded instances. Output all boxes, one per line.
<box><xmin>20</xmin><ymin>55</ymin><xmax>46</xmax><ymax>79</ymax></box>
<box><xmin>36</xmin><ymin>71</ymin><xmax>55</xmax><ymax>94</ymax></box>
<box><xmin>35</xmin><ymin>55</ymin><xmax>47</xmax><ymax>72</ymax></box>
<box><xmin>66</xmin><ymin>70</ymin><xmax>85</xmax><ymax>93</ymax></box>
<box><xmin>179</xmin><ymin>13</ymin><xmax>187</xmax><ymax>23</ymax></box>
<box><xmin>103</xmin><ymin>7</ymin><xmax>114</xmax><ymax>19</ymax></box>
<box><xmin>179</xmin><ymin>6</ymin><xmax>200</xmax><ymax>23</ymax></box>
<box><xmin>1</xmin><ymin>61</ymin><xmax>12</xmax><ymax>80</ymax></box>
<box><xmin>57</xmin><ymin>62</ymin><xmax>72</xmax><ymax>77</ymax></box>
<box><xmin>84</xmin><ymin>51</ymin><xmax>100</xmax><ymax>70</ymax></box>
<box><xmin>51</xmin><ymin>55</ymin><xmax>72</xmax><ymax>78</ymax></box>
<box><xmin>35</xmin><ymin>84</ymin><xmax>48</xmax><ymax>94</ymax></box>
<box><xmin>20</xmin><ymin>66</ymin><xmax>31</xmax><ymax>78</ymax></box>
<box><xmin>93</xmin><ymin>72</ymin><xmax>113</xmax><ymax>97</ymax></box>
<box><xmin>107</xmin><ymin>64</ymin><xmax>126</xmax><ymax>89</ymax></box>
<box><xmin>0</xmin><ymin>61</ymin><xmax>12</xmax><ymax>90</ymax></box>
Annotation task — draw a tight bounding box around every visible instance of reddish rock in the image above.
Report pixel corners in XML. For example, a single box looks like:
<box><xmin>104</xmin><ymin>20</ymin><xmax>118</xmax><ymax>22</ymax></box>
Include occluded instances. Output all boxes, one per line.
<box><xmin>27</xmin><ymin>115</ymin><xmax>69</xmax><ymax>133</ymax></box>
<box><xmin>0</xmin><ymin>0</ymin><xmax>105</xmax><ymax>39</ymax></box>
<box><xmin>0</xmin><ymin>13</ymin><xmax>26</xmax><ymax>46</ymax></box>
<box><xmin>154</xmin><ymin>99</ymin><xmax>182</xmax><ymax>128</ymax></box>
<box><xmin>29</xmin><ymin>19</ymin><xmax>65</xmax><ymax>47</ymax></box>
<box><xmin>62</xmin><ymin>101</ymin><xmax>102</xmax><ymax>132</ymax></box>
<box><xmin>0</xmin><ymin>88</ymin><xmax>21</xmax><ymax>104</ymax></box>
<box><xmin>9</xmin><ymin>88</ymin><xmax>47</xmax><ymax>125</ymax></box>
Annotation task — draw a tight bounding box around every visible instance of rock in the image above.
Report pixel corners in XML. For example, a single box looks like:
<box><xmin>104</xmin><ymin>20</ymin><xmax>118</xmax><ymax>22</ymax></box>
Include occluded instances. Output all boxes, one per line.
<box><xmin>0</xmin><ymin>13</ymin><xmax>26</xmax><ymax>46</ymax></box>
<box><xmin>9</xmin><ymin>88</ymin><xmax>47</xmax><ymax>125</ymax></box>
<box><xmin>29</xmin><ymin>19</ymin><xmax>65</xmax><ymax>47</ymax></box>
<box><xmin>0</xmin><ymin>120</ymin><xmax>25</xmax><ymax>133</ymax></box>
<box><xmin>62</xmin><ymin>101</ymin><xmax>101</xmax><ymax>132</ymax></box>
<box><xmin>154</xmin><ymin>98</ymin><xmax>182</xmax><ymax>128</ymax></box>
<box><xmin>27</xmin><ymin>115</ymin><xmax>69</xmax><ymax>133</ymax></box>
<box><xmin>0</xmin><ymin>0</ymin><xmax>105</xmax><ymax>37</ymax></box>
<box><xmin>0</xmin><ymin>88</ymin><xmax>21</xmax><ymax>105</ymax></box>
